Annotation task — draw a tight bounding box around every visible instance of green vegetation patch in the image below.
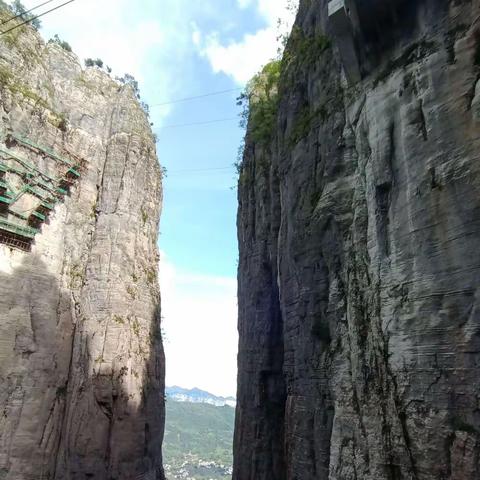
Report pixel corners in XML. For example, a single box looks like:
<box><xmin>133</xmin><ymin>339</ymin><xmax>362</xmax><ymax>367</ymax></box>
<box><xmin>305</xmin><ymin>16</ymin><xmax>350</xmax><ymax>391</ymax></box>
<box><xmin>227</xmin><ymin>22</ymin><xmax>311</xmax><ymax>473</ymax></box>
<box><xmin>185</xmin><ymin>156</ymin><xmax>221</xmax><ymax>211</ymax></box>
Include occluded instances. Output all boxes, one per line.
<box><xmin>126</xmin><ymin>285</ymin><xmax>137</xmax><ymax>300</ymax></box>
<box><xmin>0</xmin><ymin>1</ymin><xmax>41</xmax><ymax>52</ymax></box>
<box><xmin>0</xmin><ymin>65</ymin><xmax>13</xmax><ymax>87</ymax></box>
<box><xmin>48</xmin><ymin>34</ymin><xmax>72</xmax><ymax>53</ymax></box>
<box><xmin>283</xmin><ymin>26</ymin><xmax>331</xmax><ymax>72</ymax></box>
<box><xmin>10</xmin><ymin>0</ymin><xmax>41</xmax><ymax>29</ymax></box>
<box><xmin>164</xmin><ymin>400</ymin><xmax>234</xmax><ymax>479</ymax></box>
<box><xmin>13</xmin><ymin>82</ymin><xmax>49</xmax><ymax>109</ymax></box>
<box><xmin>238</xmin><ymin>60</ymin><xmax>282</xmax><ymax>146</ymax></box>
<box><xmin>69</xmin><ymin>263</ymin><xmax>85</xmax><ymax>288</ymax></box>
<box><xmin>48</xmin><ymin>111</ymin><xmax>68</xmax><ymax>131</ymax></box>
<box><xmin>113</xmin><ymin>315</ymin><xmax>125</xmax><ymax>325</ymax></box>
<box><xmin>145</xmin><ymin>267</ymin><xmax>156</xmax><ymax>285</ymax></box>
<box><xmin>141</xmin><ymin>207</ymin><xmax>148</xmax><ymax>226</ymax></box>
<box><xmin>74</xmin><ymin>73</ymin><xmax>99</xmax><ymax>92</ymax></box>
<box><xmin>289</xmin><ymin>104</ymin><xmax>328</xmax><ymax>146</ymax></box>
<box><xmin>238</xmin><ymin>169</ymin><xmax>249</xmax><ymax>187</ymax></box>
<box><xmin>0</xmin><ymin>5</ymin><xmax>25</xmax><ymax>47</ymax></box>
<box><xmin>130</xmin><ymin>316</ymin><xmax>140</xmax><ymax>336</ymax></box>
<box><xmin>2</xmin><ymin>24</ymin><xmax>25</xmax><ymax>48</ymax></box>
<box><xmin>237</xmin><ymin>27</ymin><xmax>331</xmax><ymax>159</ymax></box>
<box><xmin>0</xmin><ymin>64</ymin><xmax>52</xmax><ymax>111</ymax></box>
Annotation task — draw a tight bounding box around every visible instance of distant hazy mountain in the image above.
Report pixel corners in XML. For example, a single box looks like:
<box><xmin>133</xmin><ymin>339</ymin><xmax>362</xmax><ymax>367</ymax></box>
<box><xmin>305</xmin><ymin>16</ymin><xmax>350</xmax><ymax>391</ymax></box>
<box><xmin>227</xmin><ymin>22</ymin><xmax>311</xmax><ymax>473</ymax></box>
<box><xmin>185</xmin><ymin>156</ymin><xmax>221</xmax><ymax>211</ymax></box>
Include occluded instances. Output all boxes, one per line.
<box><xmin>164</xmin><ymin>395</ymin><xmax>235</xmax><ymax>480</ymax></box>
<box><xmin>166</xmin><ymin>386</ymin><xmax>236</xmax><ymax>407</ymax></box>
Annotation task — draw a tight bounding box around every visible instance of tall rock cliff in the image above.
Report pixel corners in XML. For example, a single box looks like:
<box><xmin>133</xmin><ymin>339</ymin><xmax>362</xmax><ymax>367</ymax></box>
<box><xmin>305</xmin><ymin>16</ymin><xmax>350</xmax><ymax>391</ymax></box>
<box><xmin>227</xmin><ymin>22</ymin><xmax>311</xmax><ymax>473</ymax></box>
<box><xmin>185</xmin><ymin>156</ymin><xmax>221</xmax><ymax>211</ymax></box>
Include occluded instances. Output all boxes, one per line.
<box><xmin>235</xmin><ymin>0</ymin><xmax>480</xmax><ymax>479</ymax></box>
<box><xmin>0</xmin><ymin>11</ymin><xmax>165</xmax><ymax>480</ymax></box>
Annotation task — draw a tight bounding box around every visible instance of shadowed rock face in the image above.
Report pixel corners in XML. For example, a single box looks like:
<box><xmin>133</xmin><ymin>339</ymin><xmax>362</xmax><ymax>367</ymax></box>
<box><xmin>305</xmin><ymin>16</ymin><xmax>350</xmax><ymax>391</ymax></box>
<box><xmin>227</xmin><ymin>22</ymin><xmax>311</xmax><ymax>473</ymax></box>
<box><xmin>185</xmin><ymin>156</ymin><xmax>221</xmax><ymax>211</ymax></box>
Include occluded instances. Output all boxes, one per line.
<box><xmin>235</xmin><ymin>0</ymin><xmax>480</xmax><ymax>479</ymax></box>
<box><xmin>0</xmin><ymin>17</ymin><xmax>164</xmax><ymax>480</ymax></box>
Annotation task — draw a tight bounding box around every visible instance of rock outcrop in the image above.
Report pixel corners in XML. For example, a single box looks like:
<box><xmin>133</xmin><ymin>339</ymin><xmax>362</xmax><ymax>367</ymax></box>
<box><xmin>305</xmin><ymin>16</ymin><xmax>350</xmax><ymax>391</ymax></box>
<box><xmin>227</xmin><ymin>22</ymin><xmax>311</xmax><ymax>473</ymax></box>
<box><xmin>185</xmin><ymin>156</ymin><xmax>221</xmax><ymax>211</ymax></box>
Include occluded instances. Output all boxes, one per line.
<box><xmin>0</xmin><ymin>11</ymin><xmax>165</xmax><ymax>480</ymax></box>
<box><xmin>235</xmin><ymin>0</ymin><xmax>480</xmax><ymax>479</ymax></box>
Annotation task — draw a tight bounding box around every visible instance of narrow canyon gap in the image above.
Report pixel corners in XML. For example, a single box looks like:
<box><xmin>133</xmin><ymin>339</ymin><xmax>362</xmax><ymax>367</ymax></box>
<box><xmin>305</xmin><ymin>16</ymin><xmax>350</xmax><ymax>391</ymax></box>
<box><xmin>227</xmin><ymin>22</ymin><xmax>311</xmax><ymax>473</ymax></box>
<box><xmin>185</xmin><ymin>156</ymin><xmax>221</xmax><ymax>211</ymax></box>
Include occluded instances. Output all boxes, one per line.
<box><xmin>234</xmin><ymin>0</ymin><xmax>480</xmax><ymax>479</ymax></box>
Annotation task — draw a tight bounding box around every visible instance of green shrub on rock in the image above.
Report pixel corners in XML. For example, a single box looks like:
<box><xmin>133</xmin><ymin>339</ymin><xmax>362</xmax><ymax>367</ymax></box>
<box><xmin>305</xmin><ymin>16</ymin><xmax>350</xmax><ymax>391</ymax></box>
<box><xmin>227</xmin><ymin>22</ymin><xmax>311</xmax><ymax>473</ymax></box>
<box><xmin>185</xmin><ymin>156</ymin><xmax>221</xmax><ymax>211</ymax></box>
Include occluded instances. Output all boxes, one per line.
<box><xmin>238</xmin><ymin>60</ymin><xmax>281</xmax><ymax>145</ymax></box>
<box><xmin>48</xmin><ymin>34</ymin><xmax>72</xmax><ymax>52</ymax></box>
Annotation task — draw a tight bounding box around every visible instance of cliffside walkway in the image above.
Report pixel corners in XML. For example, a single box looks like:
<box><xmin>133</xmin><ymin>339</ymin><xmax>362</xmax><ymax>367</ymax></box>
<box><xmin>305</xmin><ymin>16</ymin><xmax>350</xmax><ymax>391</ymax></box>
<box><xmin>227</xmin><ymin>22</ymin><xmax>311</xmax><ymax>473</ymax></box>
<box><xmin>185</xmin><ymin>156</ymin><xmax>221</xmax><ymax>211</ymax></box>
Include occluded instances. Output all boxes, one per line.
<box><xmin>0</xmin><ymin>133</ymin><xmax>86</xmax><ymax>250</ymax></box>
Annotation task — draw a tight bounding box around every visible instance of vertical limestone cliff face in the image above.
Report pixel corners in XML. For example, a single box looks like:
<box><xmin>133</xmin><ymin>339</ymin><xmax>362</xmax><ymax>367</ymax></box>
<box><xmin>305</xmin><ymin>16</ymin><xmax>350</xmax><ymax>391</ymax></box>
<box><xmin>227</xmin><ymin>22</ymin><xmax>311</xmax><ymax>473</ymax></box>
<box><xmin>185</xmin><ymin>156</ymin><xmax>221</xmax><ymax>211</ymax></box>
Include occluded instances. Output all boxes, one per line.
<box><xmin>0</xmin><ymin>19</ymin><xmax>165</xmax><ymax>480</ymax></box>
<box><xmin>235</xmin><ymin>0</ymin><xmax>480</xmax><ymax>479</ymax></box>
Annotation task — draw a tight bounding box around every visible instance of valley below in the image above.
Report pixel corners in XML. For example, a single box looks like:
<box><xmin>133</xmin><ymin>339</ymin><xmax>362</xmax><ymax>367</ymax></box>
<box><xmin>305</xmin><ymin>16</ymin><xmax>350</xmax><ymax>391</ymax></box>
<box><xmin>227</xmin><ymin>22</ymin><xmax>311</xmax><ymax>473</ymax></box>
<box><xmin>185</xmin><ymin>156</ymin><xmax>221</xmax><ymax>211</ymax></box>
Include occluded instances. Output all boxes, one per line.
<box><xmin>163</xmin><ymin>388</ymin><xmax>235</xmax><ymax>480</ymax></box>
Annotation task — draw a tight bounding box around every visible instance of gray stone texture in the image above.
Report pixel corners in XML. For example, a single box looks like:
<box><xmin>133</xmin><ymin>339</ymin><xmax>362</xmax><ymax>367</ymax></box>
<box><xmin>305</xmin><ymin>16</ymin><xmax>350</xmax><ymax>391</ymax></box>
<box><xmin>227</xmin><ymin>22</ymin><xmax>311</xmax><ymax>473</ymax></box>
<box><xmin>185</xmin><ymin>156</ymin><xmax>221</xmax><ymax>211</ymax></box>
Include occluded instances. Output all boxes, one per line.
<box><xmin>235</xmin><ymin>0</ymin><xmax>480</xmax><ymax>479</ymax></box>
<box><xmin>0</xmin><ymin>20</ymin><xmax>165</xmax><ymax>480</ymax></box>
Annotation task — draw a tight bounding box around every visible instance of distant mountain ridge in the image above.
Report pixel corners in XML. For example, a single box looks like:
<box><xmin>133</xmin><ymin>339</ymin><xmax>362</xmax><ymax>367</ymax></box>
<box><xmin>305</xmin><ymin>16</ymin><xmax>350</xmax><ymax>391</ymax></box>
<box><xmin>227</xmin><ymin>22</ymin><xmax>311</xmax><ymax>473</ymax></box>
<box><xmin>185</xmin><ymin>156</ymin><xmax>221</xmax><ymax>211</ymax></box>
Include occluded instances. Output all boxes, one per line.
<box><xmin>166</xmin><ymin>386</ymin><xmax>236</xmax><ymax>407</ymax></box>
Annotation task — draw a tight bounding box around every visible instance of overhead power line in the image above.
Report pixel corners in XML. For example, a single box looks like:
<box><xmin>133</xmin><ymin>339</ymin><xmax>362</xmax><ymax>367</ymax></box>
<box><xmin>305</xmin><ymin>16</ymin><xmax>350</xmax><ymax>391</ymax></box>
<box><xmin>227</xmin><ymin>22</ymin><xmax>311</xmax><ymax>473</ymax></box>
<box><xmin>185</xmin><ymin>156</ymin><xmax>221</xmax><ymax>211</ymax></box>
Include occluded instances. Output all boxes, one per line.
<box><xmin>151</xmin><ymin>88</ymin><xmax>242</xmax><ymax>108</ymax></box>
<box><xmin>1</xmin><ymin>0</ymin><xmax>77</xmax><ymax>36</ymax></box>
<box><xmin>159</xmin><ymin>117</ymin><xmax>238</xmax><ymax>130</ymax></box>
<box><xmin>1</xmin><ymin>0</ymin><xmax>57</xmax><ymax>26</ymax></box>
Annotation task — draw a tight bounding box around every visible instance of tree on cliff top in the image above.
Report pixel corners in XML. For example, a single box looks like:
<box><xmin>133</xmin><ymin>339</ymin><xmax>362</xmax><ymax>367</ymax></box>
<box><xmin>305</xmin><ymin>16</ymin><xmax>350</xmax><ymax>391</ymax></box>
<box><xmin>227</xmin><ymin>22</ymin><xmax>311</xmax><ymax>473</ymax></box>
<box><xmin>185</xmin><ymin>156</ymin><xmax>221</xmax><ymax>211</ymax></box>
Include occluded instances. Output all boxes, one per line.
<box><xmin>116</xmin><ymin>73</ymin><xmax>140</xmax><ymax>99</ymax></box>
<box><xmin>11</xmin><ymin>0</ymin><xmax>41</xmax><ymax>29</ymax></box>
<box><xmin>48</xmin><ymin>34</ymin><xmax>72</xmax><ymax>52</ymax></box>
<box><xmin>237</xmin><ymin>60</ymin><xmax>281</xmax><ymax>144</ymax></box>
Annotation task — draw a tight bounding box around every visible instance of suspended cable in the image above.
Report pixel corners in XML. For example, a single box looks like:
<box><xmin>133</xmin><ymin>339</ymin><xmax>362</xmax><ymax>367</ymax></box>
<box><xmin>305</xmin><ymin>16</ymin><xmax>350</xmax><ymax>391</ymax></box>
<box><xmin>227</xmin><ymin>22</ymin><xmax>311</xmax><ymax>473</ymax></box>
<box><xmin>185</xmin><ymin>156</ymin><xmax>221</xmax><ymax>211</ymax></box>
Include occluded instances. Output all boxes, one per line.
<box><xmin>151</xmin><ymin>88</ymin><xmax>243</xmax><ymax>108</ymax></box>
<box><xmin>1</xmin><ymin>0</ymin><xmax>77</xmax><ymax>36</ymax></box>
<box><xmin>159</xmin><ymin>117</ymin><xmax>238</xmax><ymax>130</ymax></box>
<box><xmin>1</xmin><ymin>0</ymin><xmax>57</xmax><ymax>26</ymax></box>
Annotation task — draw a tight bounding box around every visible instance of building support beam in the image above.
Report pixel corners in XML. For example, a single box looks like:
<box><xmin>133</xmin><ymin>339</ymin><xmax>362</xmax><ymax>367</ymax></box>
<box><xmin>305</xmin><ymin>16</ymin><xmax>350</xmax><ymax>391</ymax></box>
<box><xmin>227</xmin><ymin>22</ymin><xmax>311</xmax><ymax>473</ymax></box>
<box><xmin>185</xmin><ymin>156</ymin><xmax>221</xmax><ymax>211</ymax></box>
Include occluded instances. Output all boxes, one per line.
<box><xmin>328</xmin><ymin>0</ymin><xmax>361</xmax><ymax>84</ymax></box>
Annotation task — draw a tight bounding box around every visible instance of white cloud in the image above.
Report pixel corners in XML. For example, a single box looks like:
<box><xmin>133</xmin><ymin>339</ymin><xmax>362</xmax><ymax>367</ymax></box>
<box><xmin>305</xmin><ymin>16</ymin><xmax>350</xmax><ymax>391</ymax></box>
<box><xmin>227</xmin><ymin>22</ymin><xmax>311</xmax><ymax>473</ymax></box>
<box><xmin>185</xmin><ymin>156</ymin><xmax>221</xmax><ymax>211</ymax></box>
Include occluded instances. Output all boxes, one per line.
<box><xmin>16</xmin><ymin>0</ymin><xmax>298</xmax><ymax>110</ymax></box>
<box><xmin>159</xmin><ymin>252</ymin><xmax>238</xmax><ymax>398</ymax></box>
<box><xmin>18</xmin><ymin>0</ymin><xmax>150</xmax><ymax>77</ymax></box>
<box><xmin>237</xmin><ymin>0</ymin><xmax>254</xmax><ymax>8</ymax></box>
<box><xmin>191</xmin><ymin>21</ymin><xmax>202</xmax><ymax>47</ymax></box>
<box><xmin>199</xmin><ymin>28</ymin><xmax>278</xmax><ymax>85</ymax></box>
<box><xmin>196</xmin><ymin>0</ymin><xmax>298</xmax><ymax>84</ymax></box>
<box><xmin>16</xmin><ymin>0</ymin><xmax>200</xmax><ymax>125</ymax></box>
<box><xmin>256</xmin><ymin>0</ymin><xmax>298</xmax><ymax>27</ymax></box>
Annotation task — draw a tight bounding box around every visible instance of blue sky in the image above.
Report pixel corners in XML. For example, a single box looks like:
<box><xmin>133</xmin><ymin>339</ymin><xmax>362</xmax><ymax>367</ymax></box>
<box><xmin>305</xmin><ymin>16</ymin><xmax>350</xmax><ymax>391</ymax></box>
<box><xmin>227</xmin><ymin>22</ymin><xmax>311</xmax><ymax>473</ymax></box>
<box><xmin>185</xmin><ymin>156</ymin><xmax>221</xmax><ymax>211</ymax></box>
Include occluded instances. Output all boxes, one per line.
<box><xmin>17</xmin><ymin>0</ymin><xmax>297</xmax><ymax>397</ymax></box>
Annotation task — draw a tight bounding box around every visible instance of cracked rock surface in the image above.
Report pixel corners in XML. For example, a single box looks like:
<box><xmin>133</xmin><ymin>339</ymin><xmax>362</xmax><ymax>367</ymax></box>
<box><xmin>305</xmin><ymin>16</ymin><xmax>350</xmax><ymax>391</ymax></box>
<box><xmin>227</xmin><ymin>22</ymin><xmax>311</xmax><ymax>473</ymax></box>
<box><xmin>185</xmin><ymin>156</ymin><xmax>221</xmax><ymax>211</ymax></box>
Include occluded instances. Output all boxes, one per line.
<box><xmin>234</xmin><ymin>0</ymin><xmax>480</xmax><ymax>479</ymax></box>
<box><xmin>0</xmin><ymin>19</ymin><xmax>165</xmax><ymax>480</ymax></box>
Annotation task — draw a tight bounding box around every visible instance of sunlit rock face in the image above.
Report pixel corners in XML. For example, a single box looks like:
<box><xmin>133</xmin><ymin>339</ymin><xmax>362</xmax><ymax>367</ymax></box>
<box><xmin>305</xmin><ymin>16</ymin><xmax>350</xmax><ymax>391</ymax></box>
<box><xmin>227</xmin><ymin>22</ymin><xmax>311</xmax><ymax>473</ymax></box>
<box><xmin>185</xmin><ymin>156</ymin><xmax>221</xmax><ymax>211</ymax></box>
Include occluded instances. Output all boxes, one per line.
<box><xmin>0</xmin><ymin>15</ymin><xmax>165</xmax><ymax>480</ymax></box>
<box><xmin>235</xmin><ymin>0</ymin><xmax>480</xmax><ymax>479</ymax></box>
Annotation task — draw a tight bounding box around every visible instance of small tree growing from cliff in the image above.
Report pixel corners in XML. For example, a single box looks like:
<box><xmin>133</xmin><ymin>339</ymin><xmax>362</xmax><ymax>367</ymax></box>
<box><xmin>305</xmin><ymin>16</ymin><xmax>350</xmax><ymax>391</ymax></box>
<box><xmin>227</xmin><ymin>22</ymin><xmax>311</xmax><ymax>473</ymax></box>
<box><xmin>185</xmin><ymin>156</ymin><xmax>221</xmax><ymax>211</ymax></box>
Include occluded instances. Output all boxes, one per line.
<box><xmin>237</xmin><ymin>60</ymin><xmax>282</xmax><ymax>145</ymax></box>
<box><xmin>11</xmin><ymin>0</ymin><xmax>41</xmax><ymax>29</ymax></box>
<box><xmin>115</xmin><ymin>74</ymin><xmax>151</xmax><ymax>120</ymax></box>
<box><xmin>141</xmin><ymin>101</ymin><xmax>150</xmax><ymax>117</ymax></box>
<box><xmin>85</xmin><ymin>58</ymin><xmax>104</xmax><ymax>69</ymax></box>
<box><xmin>48</xmin><ymin>34</ymin><xmax>72</xmax><ymax>52</ymax></box>
<box><xmin>116</xmin><ymin>73</ymin><xmax>140</xmax><ymax>99</ymax></box>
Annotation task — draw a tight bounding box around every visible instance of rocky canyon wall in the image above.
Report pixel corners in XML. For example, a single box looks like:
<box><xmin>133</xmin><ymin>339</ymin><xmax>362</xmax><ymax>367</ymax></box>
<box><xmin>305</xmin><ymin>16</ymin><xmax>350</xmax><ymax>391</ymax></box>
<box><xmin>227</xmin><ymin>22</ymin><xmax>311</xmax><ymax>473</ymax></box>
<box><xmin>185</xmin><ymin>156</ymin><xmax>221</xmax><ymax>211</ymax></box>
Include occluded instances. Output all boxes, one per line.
<box><xmin>0</xmin><ymin>11</ymin><xmax>165</xmax><ymax>480</ymax></box>
<box><xmin>235</xmin><ymin>0</ymin><xmax>480</xmax><ymax>479</ymax></box>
